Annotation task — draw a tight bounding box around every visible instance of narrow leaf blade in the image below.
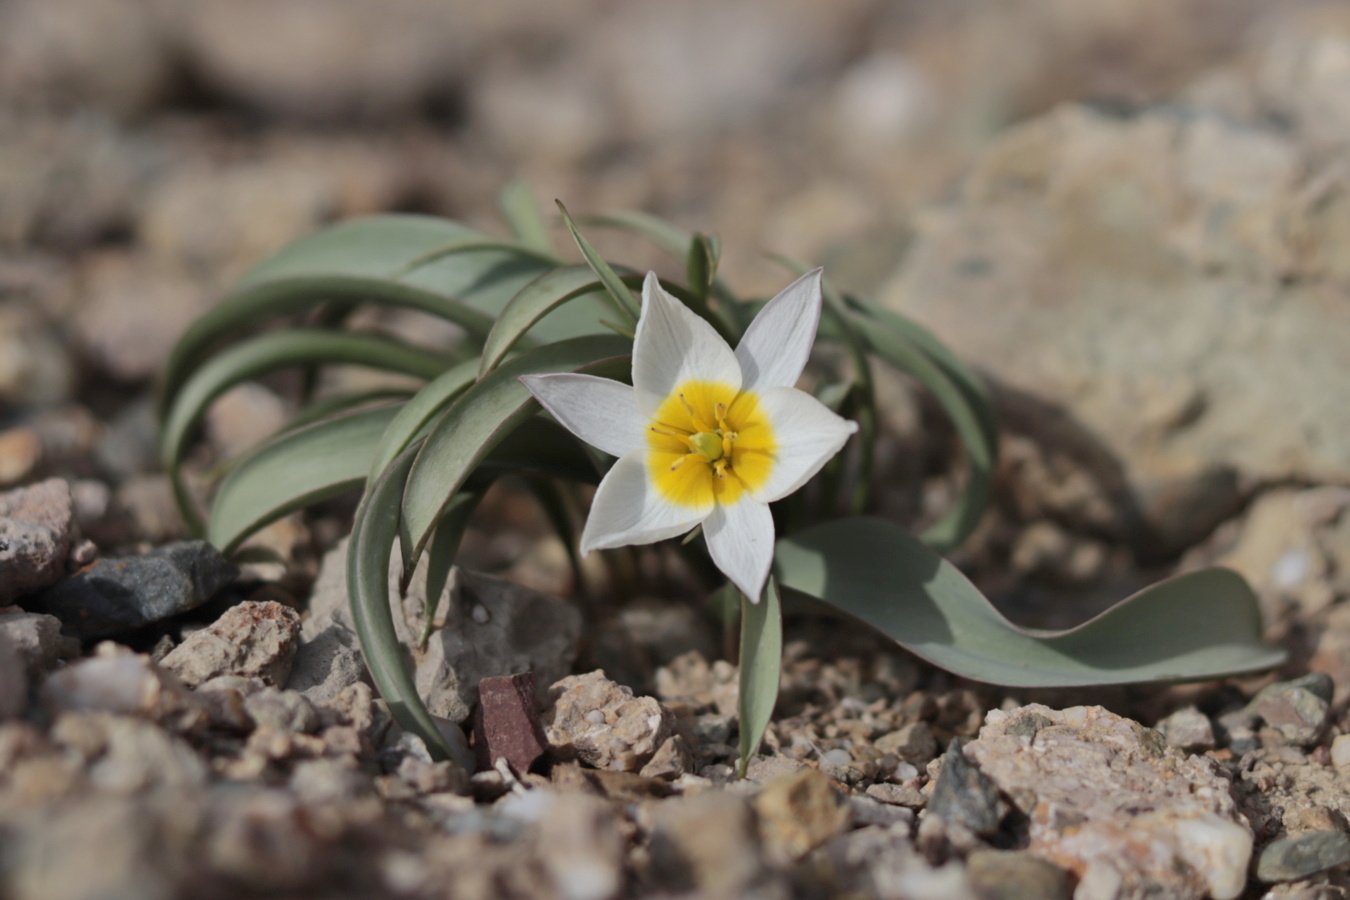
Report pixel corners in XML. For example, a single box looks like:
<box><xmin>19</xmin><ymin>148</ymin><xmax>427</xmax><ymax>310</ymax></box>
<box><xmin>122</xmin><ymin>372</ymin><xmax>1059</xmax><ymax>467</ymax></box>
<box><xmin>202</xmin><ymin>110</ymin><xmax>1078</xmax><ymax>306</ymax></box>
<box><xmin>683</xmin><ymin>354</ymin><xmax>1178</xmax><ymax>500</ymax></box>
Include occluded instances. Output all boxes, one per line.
<box><xmin>556</xmin><ymin>202</ymin><xmax>640</xmax><ymax>323</ymax></box>
<box><xmin>402</xmin><ymin>334</ymin><xmax>633</xmax><ymax>566</ymax></box>
<box><xmin>209</xmin><ymin>404</ymin><xmax>401</xmax><ymax>554</ymax></box>
<box><xmin>347</xmin><ymin>443</ymin><xmax>474</xmax><ymax>768</ymax></box>
<box><xmin>737</xmin><ymin>578</ymin><xmax>783</xmax><ymax>778</ymax></box>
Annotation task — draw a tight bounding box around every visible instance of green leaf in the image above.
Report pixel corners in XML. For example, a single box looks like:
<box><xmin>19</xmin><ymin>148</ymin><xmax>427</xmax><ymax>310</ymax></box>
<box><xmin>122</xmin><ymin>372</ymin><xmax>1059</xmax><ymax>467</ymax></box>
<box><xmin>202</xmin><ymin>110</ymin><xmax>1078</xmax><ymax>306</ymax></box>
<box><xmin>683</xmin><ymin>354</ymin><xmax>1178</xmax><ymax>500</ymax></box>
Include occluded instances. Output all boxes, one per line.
<box><xmin>579</xmin><ymin>210</ymin><xmax>746</xmax><ymax>335</ymax></box>
<box><xmin>686</xmin><ymin>233</ymin><xmax>720</xmax><ymax>300</ymax></box>
<box><xmin>209</xmin><ymin>404</ymin><xmax>402</xmax><ymax>554</ymax></box>
<box><xmin>774</xmin><ymin>517</ymin><xmax>1287</xmax><ymax>687</ymax></box>
<box><xmin>556</xmin><ymin>202</ymin><xmax>640</xmax><ymax>324</ymax></box>
<box><xmin>348</xmin><ymin>442</ymin><xmax>474</xmax><ymax>769</ymax></box>
<box><xmin>161</xmin><ymin>329</ymin><xmax>453</xmax><ymax>535</ymax></box>
<box><xmin>160</xmin><ymin>215</ymin><xmax>556</xmax><ymax>417</ymax></box>
<box><xmin>479</xmin><ymin>266</ymin><xmax>641</xmax><ymax>376</ymax></box>
<box><xmin>367</xmin><ymin>360</ymin><xmax>480</xmax><ymax>480</ymax></box>
<box><xmin>737</xmin><ymin>577</ymin><xmax>783</xmax><ymax>778</ymax></box>
<box><xmin>497</xmin><ymin>180</ymin><xmax>554</xmax><ymax>255</ymax></box>
<box><xmin>401</xmin><ymin>334</ymin><xmax>632</xmax><ymax>569</ymax></box>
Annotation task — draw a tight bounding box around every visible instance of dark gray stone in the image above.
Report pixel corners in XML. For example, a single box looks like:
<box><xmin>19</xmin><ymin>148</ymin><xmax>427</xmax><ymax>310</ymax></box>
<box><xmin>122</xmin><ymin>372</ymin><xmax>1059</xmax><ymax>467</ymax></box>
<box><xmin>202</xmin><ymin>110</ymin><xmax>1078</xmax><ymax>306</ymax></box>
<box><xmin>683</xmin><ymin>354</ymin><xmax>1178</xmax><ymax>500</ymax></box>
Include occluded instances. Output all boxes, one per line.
<box><xmin>1256</xmin><ymin>831</ymin><xmax>1350</xmax><ymax>883</ymax></box>
<box><xmin>32</xmin><ymin>541</ymin><xmax>238</xmax><ymax>638</ymax></box>
<box><xmin>929</xmin><ymin>739</ymin><xmax>1002</xmax><ymax>836</ymax></box>
<box><xmin>0</xmin><ymin>478</ymin><xmax>74</xmax><ymax>604</ymax></box>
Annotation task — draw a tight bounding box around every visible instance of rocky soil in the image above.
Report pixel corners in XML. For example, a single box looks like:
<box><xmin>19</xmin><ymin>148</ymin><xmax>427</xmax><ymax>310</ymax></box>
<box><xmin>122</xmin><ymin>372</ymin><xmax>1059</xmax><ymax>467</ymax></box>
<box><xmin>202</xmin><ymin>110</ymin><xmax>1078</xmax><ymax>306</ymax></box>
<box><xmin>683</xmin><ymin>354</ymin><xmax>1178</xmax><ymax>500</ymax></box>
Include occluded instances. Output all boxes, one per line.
<box><xmin>3</xmin><ymin>1</ymin><xmax>1350</xmax><ymax>898</ymax></box>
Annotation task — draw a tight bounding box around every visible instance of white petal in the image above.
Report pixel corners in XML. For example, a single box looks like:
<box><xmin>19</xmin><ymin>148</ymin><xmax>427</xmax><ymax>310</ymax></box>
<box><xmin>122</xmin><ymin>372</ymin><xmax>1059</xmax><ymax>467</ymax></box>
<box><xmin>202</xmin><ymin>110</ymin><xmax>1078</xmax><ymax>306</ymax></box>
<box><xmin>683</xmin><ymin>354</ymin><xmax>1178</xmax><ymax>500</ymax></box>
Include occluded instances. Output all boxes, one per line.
<box><xmin>704</xmin><ymin>498</ymin><xmax>774</xmax><ymax>601</ymax></box>
<box><xmin>580</xmin><ymin>451</ymin><xmax>712</xmax><ymax>554</ymax></box>
<box><xmin>519</xmin><ymin>373</ymin><xmax>644</xmax><ymax>459</ymax></box>
<box><xmin>632</xmin><ymin>272</ymin><xmax>741</xmax><ymax>417</ymax></box>
<box><xmin>752</xmin><ymin>387</ymin><xmax>858</xmax><ymax>503</ymax></box>
<box><xmin>735</xmin><ymin>268</ymin><xmax>823</xmax><ymax>391</ymax></box>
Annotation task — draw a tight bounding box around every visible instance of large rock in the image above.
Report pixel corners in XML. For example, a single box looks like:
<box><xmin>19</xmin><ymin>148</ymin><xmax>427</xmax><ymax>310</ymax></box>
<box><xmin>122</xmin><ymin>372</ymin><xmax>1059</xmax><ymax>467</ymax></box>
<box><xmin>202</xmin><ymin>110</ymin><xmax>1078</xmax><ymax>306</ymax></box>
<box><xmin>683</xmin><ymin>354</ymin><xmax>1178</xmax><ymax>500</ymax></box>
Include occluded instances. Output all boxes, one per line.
<box><xmin>290</xmin><ymin>540</ymin><xmax>582</xmax><ymax>721</ymax></box>
<box><xmin>965</xmin><ymin>704</ymin><xmax>1253</xmax><ymax>900</ymax></box>
<box><xmin>31</xmin><ymin>541</ymin><xmax>238</xmax><ymax>639</ymax></box>
<box><xmin>0</xmin><ymin>478</ymin><xmax>74</xmax><ymax>605</ymax></box>
<box><xmin>879</xmin><ymin>99</ymin><xmax>1350</xmax><ymax>556</ymax></box>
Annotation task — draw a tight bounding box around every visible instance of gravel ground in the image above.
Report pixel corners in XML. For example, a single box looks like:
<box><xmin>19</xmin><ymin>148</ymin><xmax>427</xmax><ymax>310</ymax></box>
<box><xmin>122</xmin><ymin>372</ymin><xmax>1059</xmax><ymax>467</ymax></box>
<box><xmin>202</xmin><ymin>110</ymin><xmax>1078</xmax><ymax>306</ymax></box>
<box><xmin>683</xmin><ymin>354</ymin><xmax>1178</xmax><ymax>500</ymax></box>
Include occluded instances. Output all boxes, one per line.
<box><xmin>3</xmin><ymin>2</ymin><xmax>1350</xmax><ymax>898</ymax></box>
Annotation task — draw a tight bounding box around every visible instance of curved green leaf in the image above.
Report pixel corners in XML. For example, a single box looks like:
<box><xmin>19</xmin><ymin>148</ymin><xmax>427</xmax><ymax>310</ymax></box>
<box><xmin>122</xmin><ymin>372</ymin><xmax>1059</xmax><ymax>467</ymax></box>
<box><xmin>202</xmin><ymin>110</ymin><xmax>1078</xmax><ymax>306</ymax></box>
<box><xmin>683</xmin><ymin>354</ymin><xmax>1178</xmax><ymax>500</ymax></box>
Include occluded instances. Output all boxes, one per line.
<box><xmin>210</xmin><ymin>404</ymin><xmax>401</xmax><ymax>554</ymax></box>
<box><xmin>160</xmin><ymin>215</ymin><xmax>562</xmax><ymax>417</ymax></box>
<box><xmin>556</xmin><ymin>202</ymin><xmax>640</xmax><ymax>324</ymax></box>
<box><xmin>737</xmin><ymin>577</ymin><xmax>782</xmax><ymax>778</ymax></box>
<box><xmin>775</xmin><ymin>518</ymin><xmax>1287</xmax><ymax>687</ymax></box>
<box><xmin>575</xmin><ymin>210</ymin><xmax>739</xmax><ymax>311</ymax></box>
<box><xmin>479</xmin><ymin>266</ymin><xmax>642</xmax><ymax>376</ymax></box>
<box><xmin>161</xmin><ymin>276</ymin><xmax>495</xmax><ymax>418</ymax></box>
<box><xmin>348</xmin><ymin>442</ymin><xmax>473</xmax><ymax>768</ymax></box>
<box><xmin>368</xmin><ymin>360</ymin><xmax>481</xmax><ymax>480</ymax></box>
<box><xmin>161</xmin><ymin>329</ymin><xmax>452</xmax><ymax>534</ymax></box>
<box><xmin>402</xmin><ymin>334</ymin><xmax>632</xmax><ymax>567</ymax></box>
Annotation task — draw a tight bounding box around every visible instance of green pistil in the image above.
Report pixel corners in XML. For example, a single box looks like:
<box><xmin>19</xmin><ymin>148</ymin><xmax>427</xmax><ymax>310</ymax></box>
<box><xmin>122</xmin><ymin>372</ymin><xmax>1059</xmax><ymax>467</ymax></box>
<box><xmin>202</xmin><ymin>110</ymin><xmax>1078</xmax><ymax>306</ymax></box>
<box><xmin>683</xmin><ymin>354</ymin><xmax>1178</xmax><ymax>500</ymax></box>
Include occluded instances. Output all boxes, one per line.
<box><xmin>690</xmin><ymin>431</ymin><xmax>724</xmax><ymax>460</ymax></box>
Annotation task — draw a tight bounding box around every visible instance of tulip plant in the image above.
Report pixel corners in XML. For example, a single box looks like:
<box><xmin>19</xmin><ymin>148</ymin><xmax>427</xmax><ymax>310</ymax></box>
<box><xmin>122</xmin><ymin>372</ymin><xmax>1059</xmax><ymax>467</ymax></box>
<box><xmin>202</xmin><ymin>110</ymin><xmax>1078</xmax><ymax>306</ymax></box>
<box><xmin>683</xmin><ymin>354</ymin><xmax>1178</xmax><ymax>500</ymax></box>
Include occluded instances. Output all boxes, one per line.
<box><xmin>159</xmin><ymin>184</ymin><xmax>1285</xmax><ymax>775</ymax></box>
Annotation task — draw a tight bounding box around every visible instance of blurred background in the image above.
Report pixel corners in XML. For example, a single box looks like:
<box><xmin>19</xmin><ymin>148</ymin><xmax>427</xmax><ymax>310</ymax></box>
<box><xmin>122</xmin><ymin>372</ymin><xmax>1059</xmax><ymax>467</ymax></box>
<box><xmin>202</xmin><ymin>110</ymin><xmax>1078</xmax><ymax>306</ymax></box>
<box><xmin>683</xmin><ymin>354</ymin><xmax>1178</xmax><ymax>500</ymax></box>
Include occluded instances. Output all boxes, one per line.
<box><xmin>2</xmin><ymin>0</ymin><xmax>1349</xmax><ymax>630</ymax></box>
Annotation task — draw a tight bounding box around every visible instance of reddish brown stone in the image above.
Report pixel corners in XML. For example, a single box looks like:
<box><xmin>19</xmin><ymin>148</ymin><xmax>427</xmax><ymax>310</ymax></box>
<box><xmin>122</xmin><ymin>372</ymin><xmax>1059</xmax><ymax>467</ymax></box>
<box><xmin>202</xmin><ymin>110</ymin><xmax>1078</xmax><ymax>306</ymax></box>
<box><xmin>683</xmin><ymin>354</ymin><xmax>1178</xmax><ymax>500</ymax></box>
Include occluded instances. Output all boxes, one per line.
<box><xmin>473</xmin><ymin>672</ymin><xmax>547</xmax><ymax>774</ymax></box>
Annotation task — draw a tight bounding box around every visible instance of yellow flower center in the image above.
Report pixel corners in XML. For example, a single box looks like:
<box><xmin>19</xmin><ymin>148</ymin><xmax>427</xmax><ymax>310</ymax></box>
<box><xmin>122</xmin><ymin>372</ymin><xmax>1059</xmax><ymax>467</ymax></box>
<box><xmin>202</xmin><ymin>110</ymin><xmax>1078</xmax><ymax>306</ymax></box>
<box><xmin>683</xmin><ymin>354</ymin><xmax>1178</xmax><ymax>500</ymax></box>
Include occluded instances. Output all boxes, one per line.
<box><xmin>646</xmin><ymin>380</ymin><xmax>776</xmax><ymax>508</ymax></box>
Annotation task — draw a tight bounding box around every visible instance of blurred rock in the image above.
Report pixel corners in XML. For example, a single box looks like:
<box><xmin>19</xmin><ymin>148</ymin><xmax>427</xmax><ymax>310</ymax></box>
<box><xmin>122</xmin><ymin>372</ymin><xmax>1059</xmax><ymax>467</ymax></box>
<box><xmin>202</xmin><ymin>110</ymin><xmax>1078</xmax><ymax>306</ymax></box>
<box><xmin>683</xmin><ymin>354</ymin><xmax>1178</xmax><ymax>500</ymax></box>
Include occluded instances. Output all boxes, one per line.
<box><xmin>1256</xmin><ymin>831</ymin><xmax>1350</xmax><ymax>884</ymax></box>
<box><xmin>41</xmin><ymin>644</ymin><xmax>203</xmax><ymax>732</ymax></box>
<box><xmin>752</xmin><ymin>768</ymin><xmax>850</xmax><ymax>863</ymax></box>
<box><xmin>32</xmin><ymin>541</ymin><xmax>238</xmax><ymax>639</ymax></box>
<box><xmin>0</xmin><ymin>113</ymin><xmax>141</xmax><ymax>249</ymax></box>
<box><xmin>0</xmin><ymin>607</ymin><xmax>76</xmax><ymax>674</ymax></box>
<box><xmin>204</xmin><ymin>384</ymin><xmax>288</xmax><ymax>460</ymax></box>
<box><xmin>544</xmin><ymin>670</ymin><xmax>676</xmax><ymax>773</ymax></box>
<box><xmin>0</xmin><ymin>304</ymin><xmax>75</xmax><ymax>409</ymax></box>
<box><xmin>0</xmin><ymin>0</ymin><xmax>173</xmax><ymax>118</ymax></box>
<box><xmin>242</xmin><ymin>687</ymin><xmax>319</xmax><ymax>734</ymax></box>
<box><xmin>874</xmin><ymin>721</ymin><xmax>939</xmax><ymax>766</ymax></box>
<box><xmin>74</xmin><ymin>253</ymin><xmax>210</xmax><ymax>382</ymax></box>
<box><xmin>0</xmin><ymin>478</ymin><xmax>74</xmax><ymax>604</ymax></box>
<box><xmin>0</xmin><ymin>630</ymin><xmax>27</xmax><ymax>719</ymax></box>
<box><xmin>966</xmin><ymin>849</ymin><xmax>1073</xmax><ymax>900</ymax></box>
<box><xmin>534</xmin><ymin>793</ymin><xmax>627</xmax><ymax>900</ymax></box>
<box><xmin>967</xmin><ymin>704</ymin><xmax>1252</xmax><ymax>900</ymax></box>
<box><xmin>160</xmin><ymin>601</ymin><xmax>302</xmax><ymax>689</ymax></box>
<box><xmin>0</xmin><ymin>428</ymin><xmax>42</xmax><ymax>486</ymax></box>
<box><xmin>1188</xmin><ymin>487</ymin><xmax>1350</xmax><ymax>619</ymax></box>
<box><xmin>882</xmin><ymin>102</ymin><xmax>1350</xmax><ymax>555</ymax></box>
<box><xmin>112</xmin><ymin>475</ymin><xmax>185</xmax><ymax>545</ymax></box>
<box><xmin>1250</xmin><ymin>5</ymin><xmax>1350</xmax><ymax>152</ymax></box>
<box><xmin>647</xmin><ymin>791</ymin><xmax>766</xmax><ymax>896</ymax></box>
<box><xmin>94</xmin><ymin>398</ymin><xmax>160</xmax><ymax>483</ymax></box>
<box><xmin>654</xmin><ymin>651</ymin><xmax>739</xmax><ymax>717</ymax></box>
<box><xmin>171</xmin><ymin>0</ymin><xmax>461</xmax><ymax>122</ymax></box>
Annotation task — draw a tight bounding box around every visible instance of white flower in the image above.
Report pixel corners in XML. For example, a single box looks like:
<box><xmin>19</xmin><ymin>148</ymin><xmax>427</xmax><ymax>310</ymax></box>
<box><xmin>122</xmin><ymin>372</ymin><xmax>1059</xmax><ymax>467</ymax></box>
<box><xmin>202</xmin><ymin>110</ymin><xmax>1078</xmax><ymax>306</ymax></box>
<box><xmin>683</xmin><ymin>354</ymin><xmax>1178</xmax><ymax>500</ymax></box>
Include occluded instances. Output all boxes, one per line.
<box><xmin>520</xmin><ymin>269</ymin><xmax>857</xmax><ymax>601</ymax></box>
